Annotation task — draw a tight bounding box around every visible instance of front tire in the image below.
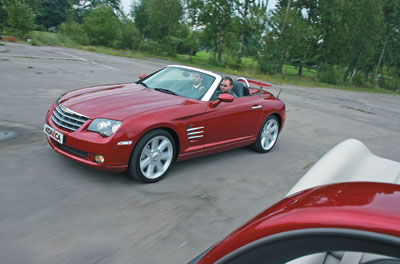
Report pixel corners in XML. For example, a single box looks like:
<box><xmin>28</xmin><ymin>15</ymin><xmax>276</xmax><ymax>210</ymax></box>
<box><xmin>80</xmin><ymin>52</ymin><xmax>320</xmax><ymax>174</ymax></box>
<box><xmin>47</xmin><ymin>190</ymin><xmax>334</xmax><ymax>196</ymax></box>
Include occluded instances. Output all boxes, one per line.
<box><xmin>128</xmin><ymin>129</ymin><xmax>176</xmax><ymax>183</ymax></box>
<box><xmin>251</xmin><ymin>115</ymin><xmax>280</xmax><ymax>153</ymax></box>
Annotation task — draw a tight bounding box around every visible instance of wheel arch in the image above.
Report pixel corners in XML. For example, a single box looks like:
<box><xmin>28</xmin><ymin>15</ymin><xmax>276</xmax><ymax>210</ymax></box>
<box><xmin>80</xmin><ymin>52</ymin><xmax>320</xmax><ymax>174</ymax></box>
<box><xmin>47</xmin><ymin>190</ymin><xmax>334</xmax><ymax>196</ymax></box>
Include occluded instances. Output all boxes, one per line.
<box><xmin>260</xmin><ymin>112</ymin><xmax>282</xmax><ymax>132</ymax></box>
<box><xmin>270</xmin><ymin>113</ymin><xmax>282</xmax><ymax>132</ymax></box>
<box><xmin>160</xmin><ymin>127</ymin><xmax>180</xmax><ymax>160</ymax></box>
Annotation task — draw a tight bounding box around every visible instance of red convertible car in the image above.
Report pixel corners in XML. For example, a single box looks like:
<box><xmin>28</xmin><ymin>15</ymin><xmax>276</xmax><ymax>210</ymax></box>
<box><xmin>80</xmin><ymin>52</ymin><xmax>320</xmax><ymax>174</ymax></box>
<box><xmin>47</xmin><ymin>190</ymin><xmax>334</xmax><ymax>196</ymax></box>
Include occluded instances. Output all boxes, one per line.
<box><xmin>44</xmin><ymin>65</ymin><xmax>285</xmax><ymax>182</ymax></box>
<box><xmin>190</xmin><ymin>139</ymin><xmax>400</xmax><ymax>263</ymax></box>
<box><xmin>189</xmin><ymin>182</ymin><xmax>400</xmax><ymax>264</ymax></box>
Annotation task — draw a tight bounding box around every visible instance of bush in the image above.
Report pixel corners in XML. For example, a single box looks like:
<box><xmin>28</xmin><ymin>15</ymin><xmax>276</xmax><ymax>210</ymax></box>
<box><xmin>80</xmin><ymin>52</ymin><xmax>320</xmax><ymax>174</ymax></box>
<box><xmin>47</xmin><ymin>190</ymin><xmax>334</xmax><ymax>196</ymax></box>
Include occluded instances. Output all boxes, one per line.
<box><xmin>29</xmin><ymin>31</ymin><xmax>77</xmax><ymax>47</ymax></box>
<box><xmin>115</xmin><ymin>21</ymin><xmax>140</xmax><ymax>50</ymax></box>
<box><xmin>318</xmin><ymin>64</ymin><xmax>340</xmax><ymax>85</ymax></box>
<box><xmin>258</xmin><ymin>55</ymin><xmax>280</xmax><ymax>74</ymax></box>
<box><xmin>137</xmin><ymin>39</ymin><xmax>179</xmax><ymax>57</ymax></box>
<box><xmin>59</xmin><ymin>20</ymin><xmax>88</xmax><ymax>45</ymax></box>
<box><xmin>138</xmin><ymin>40</ymin><xmax>164</xmax><ymax>55</ymax></box>
<box><xmin>223</xmin><ymin>56</ymin><xmax>242</xmax><ymax>70</ymax></box>
<box><xmin>168</xmin><ymin>24</ymin><xmax>199</xmax><ymax>56</ymax></box>
<box><xmin>3</xmin><ymin>0</ymin><xmax>36</xmax><ymax>39</ymax></box>
<box><xmin>257</xmin><ymin>37</ymin><xmax>281</xmax><ymax>74</ymax></box>
<box><xmin>351</xmin><ymin>72</ymin><xmax>367</xmax><ymax>87</ymax></box>
<box><xmin>83</xmin><ymin>6</ymin><xmax>120</xmax><ymax>47</ymax></box>
<box><xmin>29</xmin><ymin>38</ymin><xmax>39</xmax><ymax>46</ymax></box>
<box><xmin>378</xmin><ymin>67</ymin><xmax>400</xmax><ymax>91</ymax></box>
<box><xmin>171</xmin><ymin>36</ymin><xmax>198</xmax><ymax>56</ymax></box>
<box><xmin>207</xmin><ymin>55</ymin><xmax>219</xmax><ymax>66</ymax></box>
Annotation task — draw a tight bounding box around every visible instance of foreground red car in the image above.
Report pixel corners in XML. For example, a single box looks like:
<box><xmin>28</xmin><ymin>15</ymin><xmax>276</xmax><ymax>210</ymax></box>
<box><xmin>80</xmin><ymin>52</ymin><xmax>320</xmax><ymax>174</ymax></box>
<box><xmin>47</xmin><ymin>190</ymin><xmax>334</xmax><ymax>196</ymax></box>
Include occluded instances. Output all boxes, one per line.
<box><xmin>189</xmin><ymin>182</ymin><xmax>400</xmax><ymax>264</ymax></box>
<box><xmin>44</xmin><ymin>65</ymin><xmax>285</xmax><ymax>182</ymax></box>
<box><xmin>189</xmin><ymin>139</ymin><xmax>400</xmax><ymax>263</ymax></box>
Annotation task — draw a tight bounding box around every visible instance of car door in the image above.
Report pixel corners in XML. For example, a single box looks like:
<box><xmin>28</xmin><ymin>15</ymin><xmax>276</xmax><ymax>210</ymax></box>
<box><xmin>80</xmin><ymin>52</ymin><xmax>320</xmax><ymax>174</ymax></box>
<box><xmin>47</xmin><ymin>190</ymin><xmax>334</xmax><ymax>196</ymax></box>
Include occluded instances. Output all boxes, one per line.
<box><xmin>204</xmin><ymin>95</ymin><xmax>263</xmax><ymax>150</ymax></box>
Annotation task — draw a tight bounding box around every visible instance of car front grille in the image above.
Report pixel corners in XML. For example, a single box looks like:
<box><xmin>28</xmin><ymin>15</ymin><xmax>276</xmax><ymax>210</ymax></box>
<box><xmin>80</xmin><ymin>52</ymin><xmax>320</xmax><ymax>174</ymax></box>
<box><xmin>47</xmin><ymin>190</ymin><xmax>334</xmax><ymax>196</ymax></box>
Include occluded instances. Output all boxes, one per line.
<box><xmin>51</xmin><ymin>104</ymin><xmax>89</xmax><ymax>131</ymax></box>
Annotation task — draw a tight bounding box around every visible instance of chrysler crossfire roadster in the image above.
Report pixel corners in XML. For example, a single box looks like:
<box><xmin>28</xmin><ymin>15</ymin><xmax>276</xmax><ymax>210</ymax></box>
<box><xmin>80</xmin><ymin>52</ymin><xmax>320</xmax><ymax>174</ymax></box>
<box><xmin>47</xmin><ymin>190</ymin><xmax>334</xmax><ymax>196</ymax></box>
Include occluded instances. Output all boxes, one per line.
<box><xmin>44</xmin><ymin>65</ymin><xmax>285</xmax><ymax>182</ymax></box>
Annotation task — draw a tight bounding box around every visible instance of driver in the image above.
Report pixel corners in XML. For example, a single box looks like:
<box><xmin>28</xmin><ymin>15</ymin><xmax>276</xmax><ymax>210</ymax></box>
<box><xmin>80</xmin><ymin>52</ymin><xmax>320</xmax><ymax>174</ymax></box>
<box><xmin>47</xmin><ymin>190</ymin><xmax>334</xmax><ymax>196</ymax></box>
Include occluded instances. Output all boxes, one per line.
<box><xmin>219</xmin><ymin>77</ymin><xmax>238</xmax><ymax>97</ymax></box>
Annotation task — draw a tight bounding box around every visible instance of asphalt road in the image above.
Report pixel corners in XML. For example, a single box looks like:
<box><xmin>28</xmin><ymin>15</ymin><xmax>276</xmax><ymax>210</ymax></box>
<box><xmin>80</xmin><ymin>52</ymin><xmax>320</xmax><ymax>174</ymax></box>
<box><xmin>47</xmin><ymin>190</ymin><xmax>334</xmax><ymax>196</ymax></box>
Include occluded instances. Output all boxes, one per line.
<box><xmin>0</xmin><ymin>42</ymin><xmax>399</xmax><ymax>264</ymax></box>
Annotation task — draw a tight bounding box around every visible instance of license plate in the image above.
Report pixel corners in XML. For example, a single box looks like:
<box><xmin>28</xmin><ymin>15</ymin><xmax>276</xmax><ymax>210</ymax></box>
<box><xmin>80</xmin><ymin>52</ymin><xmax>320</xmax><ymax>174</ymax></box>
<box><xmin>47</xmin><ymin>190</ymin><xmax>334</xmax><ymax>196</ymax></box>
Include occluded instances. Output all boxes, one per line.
<box><xmin>44</xmin><ymin>124</ymin><xmax>64</xmax><ymax>144</ymax></box>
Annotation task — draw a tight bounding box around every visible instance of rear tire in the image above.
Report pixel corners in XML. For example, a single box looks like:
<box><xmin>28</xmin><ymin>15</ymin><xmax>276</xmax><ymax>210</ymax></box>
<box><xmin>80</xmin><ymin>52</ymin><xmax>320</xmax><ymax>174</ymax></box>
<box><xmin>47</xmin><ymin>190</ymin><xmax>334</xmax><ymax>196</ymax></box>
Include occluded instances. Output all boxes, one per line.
<box><xmin>128</xmin><ymin>129</ymin><xmax>176</xmax><ymax>183</ymax></box>
<box><xmin>251</xmin><ymin>115</ymin><xmax>280</xmax><ymax>153</ymax></box>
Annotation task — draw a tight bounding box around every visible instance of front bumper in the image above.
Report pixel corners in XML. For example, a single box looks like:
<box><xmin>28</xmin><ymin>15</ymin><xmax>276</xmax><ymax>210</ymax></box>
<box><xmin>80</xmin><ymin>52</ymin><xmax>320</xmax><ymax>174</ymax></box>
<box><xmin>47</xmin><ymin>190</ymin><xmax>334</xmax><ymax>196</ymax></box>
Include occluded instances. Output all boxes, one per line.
<box><xmin>45</xmin><ymin>136</ymin><xmax>129</xmax><ymax>172</ymax></box>
<box><xmin>45</xmin><ymin>109</ymin><xmax>134</xmax><ymax>173</ymax></box>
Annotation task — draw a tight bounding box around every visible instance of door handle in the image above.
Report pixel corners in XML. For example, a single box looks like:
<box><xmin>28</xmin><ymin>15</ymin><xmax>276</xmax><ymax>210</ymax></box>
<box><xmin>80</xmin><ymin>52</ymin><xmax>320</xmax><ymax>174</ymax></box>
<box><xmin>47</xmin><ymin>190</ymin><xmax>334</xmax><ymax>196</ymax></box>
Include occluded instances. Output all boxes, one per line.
<box><xmin>252</xmin><ymin>105</ymin><xmax>262</xmax><ymax>109</ymax></box>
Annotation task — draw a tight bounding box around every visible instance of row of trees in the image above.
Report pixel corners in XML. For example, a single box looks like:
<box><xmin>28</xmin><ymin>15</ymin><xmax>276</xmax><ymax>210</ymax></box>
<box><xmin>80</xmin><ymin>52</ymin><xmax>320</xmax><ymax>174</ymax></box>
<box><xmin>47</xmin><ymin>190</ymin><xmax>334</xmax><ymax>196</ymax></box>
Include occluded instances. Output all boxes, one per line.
<box><xmin>0</xmin><ymin>0</ymin><xmax>399</xmax><ymax>90</ymax></box>
<box><xmin>266</xmin><ymin>0</ymin><xmax>400</xmax><ymax>89</ymax></box>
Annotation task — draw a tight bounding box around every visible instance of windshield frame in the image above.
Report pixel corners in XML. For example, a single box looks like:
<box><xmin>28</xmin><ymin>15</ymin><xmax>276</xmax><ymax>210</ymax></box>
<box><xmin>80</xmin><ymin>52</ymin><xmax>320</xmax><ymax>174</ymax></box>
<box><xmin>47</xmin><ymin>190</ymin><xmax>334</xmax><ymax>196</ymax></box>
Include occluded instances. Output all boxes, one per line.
<box><xmin>139</xmin><ymin>65</ymin><xmax>222</xmax><ymax>102</ymax></box>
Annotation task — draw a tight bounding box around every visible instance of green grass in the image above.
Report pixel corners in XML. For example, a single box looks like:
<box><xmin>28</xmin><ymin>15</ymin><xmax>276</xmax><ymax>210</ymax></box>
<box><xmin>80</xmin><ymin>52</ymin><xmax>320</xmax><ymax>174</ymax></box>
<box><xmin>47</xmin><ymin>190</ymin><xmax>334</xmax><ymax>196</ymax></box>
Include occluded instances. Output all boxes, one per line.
<box><xmin>283</xmin><ymin>65</ymin><xmax>316</xmax><ymax>78</ymax></box>
<box><xmin>29</xmin><ymin>31</ymin><xmax>77</xmax><ymax>47</ymax></box>
<box><xmin>79</xmin><ymin>45</ymin><xmax>147</xmax><ymax>59</ymax></box>
<box><xmin>25</xmin><ymin>31</ymin><xmax>398</xmax><ymax>95</ymax></box>
<box><xmin>241</xmin><ymin>57</ymin><xmax>258</xmax><ymax>69</ymax></box>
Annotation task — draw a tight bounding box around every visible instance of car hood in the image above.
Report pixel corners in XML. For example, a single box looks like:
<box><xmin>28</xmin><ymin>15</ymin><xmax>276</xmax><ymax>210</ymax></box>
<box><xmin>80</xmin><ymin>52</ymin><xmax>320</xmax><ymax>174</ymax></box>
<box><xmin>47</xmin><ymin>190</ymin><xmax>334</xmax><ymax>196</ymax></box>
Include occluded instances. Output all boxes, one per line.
<box><xmin>59</xmin><ymin>83</ymin><xmax>188</xmax><ymax>120</ymax></box>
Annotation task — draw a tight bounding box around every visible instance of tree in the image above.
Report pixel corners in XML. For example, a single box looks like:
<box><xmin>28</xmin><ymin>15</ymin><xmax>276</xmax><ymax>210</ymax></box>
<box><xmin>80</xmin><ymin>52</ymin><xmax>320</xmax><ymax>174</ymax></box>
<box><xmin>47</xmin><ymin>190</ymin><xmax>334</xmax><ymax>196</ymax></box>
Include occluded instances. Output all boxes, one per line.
<box><xmin>291</xmin><ymin>0</ymin><xmax>321</xmax><ymax>76</ymax></box>
<box><xmin>0</xmin><ymin>1</ymin><xmax>8</xmax><ymax>32</ymax></box>
<box><xmin>131</xmin><ymin>0</ymin><xmax>182</xmax><ymax>42</ymax></box>
<box><xmin>59</xmin><ymin>19</ymin><xmax>89</xmax><ymax>44</ymax></box>
<box><xmin>75</xmin><ymin>0</ymin><xmax>121</xmax><ymax>10</ymax></box>
<box><xmin>169</xmin><ymin>22</ymin><xmax>199</xmax><ymax>55</ymax></box>
<box><xmin>376</xmin><ymin>0</ymin><xmax>400</xmax><ymax>75</ymax></box>
<box><xmin>233</xmin><ymin>0</ymin><xmax>267</xmax><ymax>59</ymax></box>
<box><xmin>131</xmin><ymin>0</ymin><xmax>148</xmax><ymax>40</ymax></box>
<box><xmin>198</xmin><ymin>0</ymin><xmax>233</xmax><ymax>64</ymax></box>
<box><xmin>261</xmin><ymin>0</ymin><xmax>296</xmax><ymax>73</ymax></box>
<box><xmin>183</xmin><ymin>0</ymin><xmax>202</xmax><ymax>26</ymax></box>
<box><xmin>277</xmin><ymin>0</ymin><xmax>292</xmax><ymax>73</ymax></box>
<box><xmin>117</xmin><ymin>18</ymin><xmax>140</xmax><ymax>50</ymax></box>
<box><xmin>318</xmin><ymin>0</ymin><xmax>385</xmax><ymax>83</ymax></box>
<box><xmin>145</xmin><ymin>0</ymin><xmax>183</xmax><ymax>41</ymax></box>
<box><xmin>36</xmin><ymin>0</ymin><xmax>71</xmax><ymax>30</ymax></box>
<box><xmin>83</xmin><ymin>5</ymin><xmax>120</xmax><ymax>47</ymax></box>
<box><xmin>74</xmin><ymin>0</ymin><xmax>121</xmax><ymax>22</ymax></box>
<box><xmin>3</xmin><ymin>0</ymin><xmax>38</xmax><ymax>38</ymax></box>
<box><xmin>373</xmin><ymin>0</ymin><xmax>400</xmax><ymax>90</ymax></box>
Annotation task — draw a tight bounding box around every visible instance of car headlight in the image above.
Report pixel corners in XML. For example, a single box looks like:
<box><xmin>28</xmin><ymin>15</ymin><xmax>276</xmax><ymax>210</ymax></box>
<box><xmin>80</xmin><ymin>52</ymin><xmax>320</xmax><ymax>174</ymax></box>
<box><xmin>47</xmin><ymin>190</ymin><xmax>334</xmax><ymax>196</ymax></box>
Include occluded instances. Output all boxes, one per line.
<box><xmin>88</xmin><ymin>119</ymin><xmax>122</xmax><ymax>137</ymax></box>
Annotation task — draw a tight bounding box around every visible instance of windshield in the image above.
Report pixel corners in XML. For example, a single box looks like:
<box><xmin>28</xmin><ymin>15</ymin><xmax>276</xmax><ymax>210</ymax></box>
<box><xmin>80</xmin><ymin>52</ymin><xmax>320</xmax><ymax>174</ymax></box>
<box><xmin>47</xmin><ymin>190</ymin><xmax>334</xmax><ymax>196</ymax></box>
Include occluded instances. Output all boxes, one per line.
<box><xmin>140</xmin><ymin>67</ymin><xmax>216</xmax><ymax>100</ymax></box>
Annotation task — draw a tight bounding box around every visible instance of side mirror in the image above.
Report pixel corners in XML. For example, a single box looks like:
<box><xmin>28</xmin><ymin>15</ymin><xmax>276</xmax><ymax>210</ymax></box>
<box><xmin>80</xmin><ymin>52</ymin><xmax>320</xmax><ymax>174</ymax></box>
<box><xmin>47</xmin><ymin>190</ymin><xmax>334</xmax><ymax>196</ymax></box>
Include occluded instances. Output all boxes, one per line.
<box><xmin>139</xmin><ymin>74</ymin><xmax>147</xmax><ymax>80</ymax></box>
<box><xmin>213</xmin><ymin>93</ymin><xmax>234</xmax><ymax>106</ymax></box>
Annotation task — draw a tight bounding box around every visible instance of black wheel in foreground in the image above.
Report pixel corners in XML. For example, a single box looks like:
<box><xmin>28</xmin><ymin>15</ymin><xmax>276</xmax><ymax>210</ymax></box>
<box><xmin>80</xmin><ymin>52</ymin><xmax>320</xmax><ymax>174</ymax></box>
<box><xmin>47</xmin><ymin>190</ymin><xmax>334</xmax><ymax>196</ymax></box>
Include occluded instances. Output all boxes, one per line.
<box><xmin>128</xmin><ymin>129</ymin><xmax>176</xmax><ymax>183</ymax></box>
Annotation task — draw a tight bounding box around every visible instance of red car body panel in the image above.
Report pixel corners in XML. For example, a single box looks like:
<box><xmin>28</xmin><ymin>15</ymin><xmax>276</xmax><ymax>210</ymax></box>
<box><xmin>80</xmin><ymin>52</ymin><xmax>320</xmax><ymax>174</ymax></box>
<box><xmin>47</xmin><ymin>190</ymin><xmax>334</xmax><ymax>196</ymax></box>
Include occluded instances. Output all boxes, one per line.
<box><xmin>194</xmin><ymin>182</ymin><xmax>400</xmax><ymax>264</ymax></box>
<box><xmin>44</xmin><ymin>66</ymin><xmax>285</xmax><ymax>173</ymax></box>
<box><xmin>60</xmin><ymin>83</ymin><xmax>191</xmax><ymax>120</ymax></box>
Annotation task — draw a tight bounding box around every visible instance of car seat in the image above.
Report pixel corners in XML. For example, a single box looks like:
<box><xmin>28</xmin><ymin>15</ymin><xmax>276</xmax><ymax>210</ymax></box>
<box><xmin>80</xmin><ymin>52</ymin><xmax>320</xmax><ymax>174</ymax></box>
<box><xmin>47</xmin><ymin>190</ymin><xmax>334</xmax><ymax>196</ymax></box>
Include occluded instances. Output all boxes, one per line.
<box><xmin>232</xmin><ymin>81</ymin><xmax>246</xmax><ymax>97</ymax></box>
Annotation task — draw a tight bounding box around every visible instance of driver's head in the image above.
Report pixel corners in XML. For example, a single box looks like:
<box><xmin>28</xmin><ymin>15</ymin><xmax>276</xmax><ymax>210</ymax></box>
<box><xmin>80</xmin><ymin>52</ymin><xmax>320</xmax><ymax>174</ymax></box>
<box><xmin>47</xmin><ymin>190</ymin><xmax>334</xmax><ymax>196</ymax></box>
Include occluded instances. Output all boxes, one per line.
<box><xmin>192</xmin><ymin>72</ymin><xmax>203</xmax><ymax>86</ymax></box>
<box><xmin>220</xmin><ymin>77</ymin><xmax>233</xmax><ymax>93</ymax></box>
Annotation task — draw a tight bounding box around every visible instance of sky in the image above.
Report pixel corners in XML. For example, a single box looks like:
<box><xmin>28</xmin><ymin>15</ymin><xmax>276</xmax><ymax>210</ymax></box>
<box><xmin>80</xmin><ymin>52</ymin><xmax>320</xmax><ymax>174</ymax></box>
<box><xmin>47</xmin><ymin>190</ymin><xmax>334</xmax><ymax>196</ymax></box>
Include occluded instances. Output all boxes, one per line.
<box><xmin>120</xmin><ymin>0</ymin><xmax>132</xmax><ymax>14</ymax></box>
<box><xmin>120</xmin><ymin>0</ymin><xmax>278</xmax><ymax>15</ymax></box>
